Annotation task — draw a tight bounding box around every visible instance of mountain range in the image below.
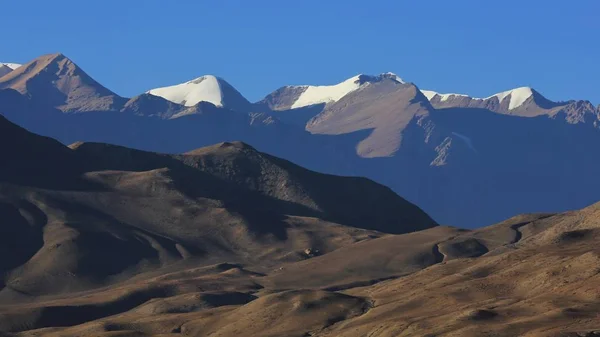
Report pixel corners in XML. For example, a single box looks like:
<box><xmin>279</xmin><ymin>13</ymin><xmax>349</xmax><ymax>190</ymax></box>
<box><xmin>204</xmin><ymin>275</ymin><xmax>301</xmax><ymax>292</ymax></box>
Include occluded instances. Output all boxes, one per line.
<box><xmin>1</xmin><ymin>53</ymin><xmax>600</xmax><ymax>227</ymax></box>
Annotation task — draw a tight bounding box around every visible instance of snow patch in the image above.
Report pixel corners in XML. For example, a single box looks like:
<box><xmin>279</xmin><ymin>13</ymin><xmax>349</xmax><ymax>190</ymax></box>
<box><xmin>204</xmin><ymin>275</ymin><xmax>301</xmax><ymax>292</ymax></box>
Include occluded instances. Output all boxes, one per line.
<box><xmin>488</xmin><ymin>87</ymin><xmax>533</xmax><ymax>110</ymax></box>
<box><xmin>1</xmin><ymin>63</ymin><xmax>22</xmax><ymax>70</ymax></box>
<box><xmin>147</xmin><ymin>75</ymin><xmax>224</xmax><ymax>107</ymax></box>
<box><xmin>421</xmin><ymin>90</ymin><xmax>439</xmax><ymax>101</ymax></box>
<box><xmin>421</xmin><ymin>90</ymin><xmax>470</xmax><ymax>102</ymax></box>
<box><xmin>291</xmin><ymin>75</ymin><xmax>363</xmax><ymax>109</ymax></box>
<box><xmin>380</xmin><ymin>72</ymin><xmax>405</xmax><ymax>84</ymax></box>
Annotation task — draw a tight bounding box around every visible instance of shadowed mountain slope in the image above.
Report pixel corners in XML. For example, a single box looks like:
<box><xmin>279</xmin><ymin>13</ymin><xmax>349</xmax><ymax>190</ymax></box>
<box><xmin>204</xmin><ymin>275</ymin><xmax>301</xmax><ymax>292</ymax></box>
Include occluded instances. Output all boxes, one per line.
<box><xmin>0</xmin><ymin>115</ymin><xmax>436</xmax><ymax>304</ymax></box>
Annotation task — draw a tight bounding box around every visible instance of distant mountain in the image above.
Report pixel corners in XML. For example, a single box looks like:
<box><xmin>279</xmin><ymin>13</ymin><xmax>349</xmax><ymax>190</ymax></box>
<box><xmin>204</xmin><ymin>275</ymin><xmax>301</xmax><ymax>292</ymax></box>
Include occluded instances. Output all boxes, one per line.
<box><xmin>0</xmin><ymin>85</ymin><xmax>350</xmax><ymax>178</ymax></box>
<box><xmin>422</xmin><ymin>87</ymin><xmax>600</xmax><ymax>125</ymax></box>
<box><xmin>0</xmin><ymin>53</ymin><xmax>126</xmax><ymax>112</ymax></box>
<box><xmin>0</xmin><ymin>55</ymin><xmax>347</xmax><ymax>174</ymax></box>
<box><xmin>147</xmin><ymin>75</ymin><xmax>252</xmax><ymax>112</ymax></box>
<box><xmin>257</xmin><ymin>73</ymin><xmax>405</xmax><ymax>126</ymax></box>
<box><xmin>254</xmin><ymin>74</ymin><xmax>600</xmax><ymax>226</ymax></box>
<box><xmin>259</xmin><ymin>73</ymin><xmax>404</xmax><ymax>111</ymax></box>
<box><xmin>122</xmin><ymin>93</ymin><xmax>262</xmax><ymax>121</ymax></box>
<box><xmin>307</xmin><ymin>81</ymin><xmax>431</xmax><ymax>158</ymax></box>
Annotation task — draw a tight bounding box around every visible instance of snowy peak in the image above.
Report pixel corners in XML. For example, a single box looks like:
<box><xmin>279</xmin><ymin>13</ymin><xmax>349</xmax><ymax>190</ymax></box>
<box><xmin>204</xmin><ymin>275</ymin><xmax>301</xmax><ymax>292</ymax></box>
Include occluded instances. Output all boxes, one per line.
<box><xmin>148</xmin><ymin>75</ymin><xmax>224</xmax><ymax>107</ymax></box>
<box><xmin>290</xmin><ymin>75</ymin><xmax>362</xmax><ymax>109</ymax></box>
<box><xmin>421</xmin><ymin>90</ymin><xmax>469</xmax><ymax>102</ymax></box>
<box><xmin>289</xmin><ymin>72</ymin><xmax>405</xmax><ymax>109</ymax></box>
<box><xmin>147</xmin><ymin>75</ymin><xmax>251</xmax><ymax>112</ymax></box>
<box><xmin>1</xmin><ymin>63</ymin><xmax>22</xmax><ymax>70</ymax></box>
<box><xmin>423</xmin><ymin>86</ymin><xmax>599</xmax><ymax>122</ymax></box>
<box><xmin>492</xmin><ymin>87</ymin><xmax>535</xmax><ymax>110</ymax></box>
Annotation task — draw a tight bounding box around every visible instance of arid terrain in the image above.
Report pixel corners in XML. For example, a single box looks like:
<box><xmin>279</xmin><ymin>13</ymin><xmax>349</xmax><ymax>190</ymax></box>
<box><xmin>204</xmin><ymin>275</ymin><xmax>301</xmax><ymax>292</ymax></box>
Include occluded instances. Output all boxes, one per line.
<box><xmin>4</xmin><ymin>1</ymin><xmax>600</xmax><ymax>334</ymax></box>
<box><xmin>1</xmin><ymin>113</ymin><xmax>600</xmax><ymax>337</ymax></box>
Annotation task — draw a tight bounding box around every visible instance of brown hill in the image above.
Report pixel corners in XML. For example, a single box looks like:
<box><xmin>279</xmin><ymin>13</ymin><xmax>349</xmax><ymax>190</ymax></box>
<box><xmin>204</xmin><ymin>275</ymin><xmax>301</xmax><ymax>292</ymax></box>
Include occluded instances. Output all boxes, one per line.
<box><xmin>5</xmin><ymin>200</ymin><xmax>600</xmax><ymax>336</ymax></box>
<box><xmin>0</xmin><ymin>116</ymin><xmax>437</xmax><ymax>334</ymax></box>
<box><xmin>0</xmin><ymin>53</ymin><xmax>126</xmax><ymax>112</ymax></box>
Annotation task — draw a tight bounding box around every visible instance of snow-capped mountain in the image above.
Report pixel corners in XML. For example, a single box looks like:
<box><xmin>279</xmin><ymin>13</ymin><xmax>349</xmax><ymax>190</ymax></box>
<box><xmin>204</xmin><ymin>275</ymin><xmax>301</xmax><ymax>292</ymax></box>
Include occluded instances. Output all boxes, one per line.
<box><xmin>259</xmin><ymin>72</ymin><xmax>404</xmax><ymax>111</ymax></box>
<box><xmin>421</xmin><ymin>87</ymin><xmax>599</xmax><ymax>124</ymax></box>
<box><xmin>147</xmin><ymin>75</ymin><xmax>251</xmax><ymax>112</ymax></box>
<box><xmin>421</xmin><ymin>87</ymin><xmax>536</xmax><ymax>111</ymax></box>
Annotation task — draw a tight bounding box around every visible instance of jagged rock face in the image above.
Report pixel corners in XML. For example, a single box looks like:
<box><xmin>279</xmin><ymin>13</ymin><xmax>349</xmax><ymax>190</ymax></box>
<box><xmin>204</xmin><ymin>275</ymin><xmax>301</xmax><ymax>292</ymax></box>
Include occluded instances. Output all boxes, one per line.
<box><xmin>555</xmin><ymin>100</ymin><xmax>600</xmax><ymax>126</ymax></box>
<box><xmin>424</xmin><ymin>87</ymin><xmax>600</xmax><ymax>127</ymax></box>
<box><xmin>255</xmin><ymin>86</ymin><xmax>308</xmax><ymax>111</ymax></box>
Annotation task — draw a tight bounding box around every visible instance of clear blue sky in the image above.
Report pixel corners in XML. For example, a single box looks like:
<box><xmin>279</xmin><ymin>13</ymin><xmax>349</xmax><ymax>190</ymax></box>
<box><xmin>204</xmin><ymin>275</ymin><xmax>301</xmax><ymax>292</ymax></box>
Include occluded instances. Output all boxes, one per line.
<box><xmin>3</xmin><ymin>0</ymin><xmax>599</xmax><ymax>104</ymax></box>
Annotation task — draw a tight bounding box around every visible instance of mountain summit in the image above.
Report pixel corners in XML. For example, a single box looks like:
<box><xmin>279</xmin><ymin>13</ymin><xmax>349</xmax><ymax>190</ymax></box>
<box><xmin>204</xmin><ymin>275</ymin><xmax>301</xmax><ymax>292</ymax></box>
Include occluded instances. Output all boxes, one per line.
<box><xmin>259</xmin><ymin>72</ymin><xmax>405</xmax><ymax>111</ymax></box>
<box><xmin>422</xmin><ymin>87</ymin><xmax>539</xmax><ymax>110</ymax></box>
<box><xmin>0</xmin><ymin>53</ymin><xmax>126</xmax><ymax>112</ymax></box>
<box><xmin>147</xmin><ymin>75</ymin><xmax>252</xmax><ymax>112</ymax></box>
<box><xmin>421</xmin><ymin>86</ymin><xmax>599</xmax><ymax>124</ymax></box>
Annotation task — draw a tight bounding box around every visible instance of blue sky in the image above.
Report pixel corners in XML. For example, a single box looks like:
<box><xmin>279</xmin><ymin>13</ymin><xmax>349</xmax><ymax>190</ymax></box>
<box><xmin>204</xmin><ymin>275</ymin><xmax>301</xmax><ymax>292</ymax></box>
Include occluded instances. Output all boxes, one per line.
<box><xmin>3</xmin><ymin>0</ymin><xmax>599</xmax><ymax>104</ymax></box>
